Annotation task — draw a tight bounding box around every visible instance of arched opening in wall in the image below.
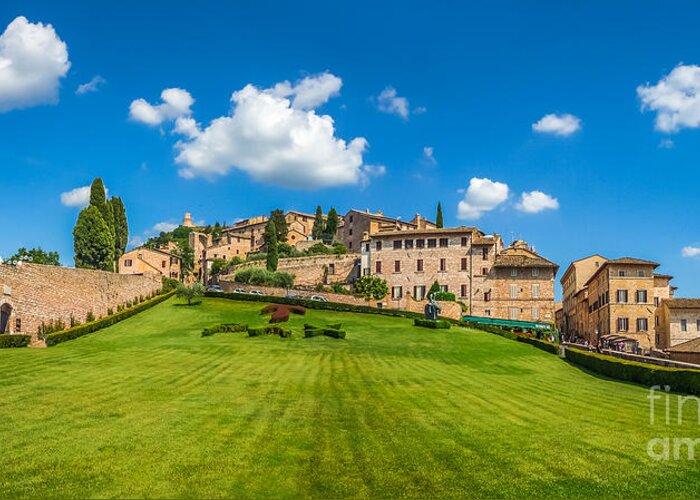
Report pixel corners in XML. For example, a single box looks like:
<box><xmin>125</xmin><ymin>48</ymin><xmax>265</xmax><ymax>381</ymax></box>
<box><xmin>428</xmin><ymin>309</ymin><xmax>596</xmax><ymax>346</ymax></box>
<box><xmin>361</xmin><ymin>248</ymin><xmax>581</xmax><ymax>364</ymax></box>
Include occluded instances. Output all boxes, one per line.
<box><xmin>0</xmin><ymin>304</ymin><xmax>12</xmax><ymax>333</ymax></box>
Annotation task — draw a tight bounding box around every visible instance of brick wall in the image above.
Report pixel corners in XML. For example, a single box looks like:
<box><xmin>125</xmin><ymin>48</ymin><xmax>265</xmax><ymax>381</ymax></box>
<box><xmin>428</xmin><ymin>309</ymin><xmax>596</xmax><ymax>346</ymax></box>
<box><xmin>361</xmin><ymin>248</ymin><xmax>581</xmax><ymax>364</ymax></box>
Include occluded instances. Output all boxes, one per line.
<box><xmin>0</xmin><ymin>263</ymin><xmax>161</xmax><ymax>340</ymax></box>
<box><xmin>221</xmin><ymin>254</ymin><xmax>360</xmax><ymax>286</ymax></box>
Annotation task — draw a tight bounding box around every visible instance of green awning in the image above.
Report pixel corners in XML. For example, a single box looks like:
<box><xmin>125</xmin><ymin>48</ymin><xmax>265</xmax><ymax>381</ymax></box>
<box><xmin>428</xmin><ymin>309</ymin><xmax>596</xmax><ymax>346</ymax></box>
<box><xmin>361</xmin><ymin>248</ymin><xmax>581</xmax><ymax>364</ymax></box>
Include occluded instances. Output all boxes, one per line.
<box><xmin>462</xmin><ymin>315</ymin><xmax>553</xmax><ymax>330</ymax></box>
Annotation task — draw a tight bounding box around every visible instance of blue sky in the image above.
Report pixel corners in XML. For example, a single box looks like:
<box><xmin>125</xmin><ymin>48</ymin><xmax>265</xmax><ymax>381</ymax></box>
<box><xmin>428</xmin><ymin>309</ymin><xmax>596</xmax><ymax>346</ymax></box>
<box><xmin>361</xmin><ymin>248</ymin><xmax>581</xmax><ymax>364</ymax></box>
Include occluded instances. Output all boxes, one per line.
<box><xmin>1</xmin><ymin>1</ymin><xmax>700</xmax><ymax>298</ymax></box>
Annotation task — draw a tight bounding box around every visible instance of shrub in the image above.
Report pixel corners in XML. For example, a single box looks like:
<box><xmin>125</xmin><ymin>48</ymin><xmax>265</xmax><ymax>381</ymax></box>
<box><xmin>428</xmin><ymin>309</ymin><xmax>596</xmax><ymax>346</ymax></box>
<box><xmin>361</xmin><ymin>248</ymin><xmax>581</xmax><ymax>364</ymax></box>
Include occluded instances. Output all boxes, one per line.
<box><xmin>434</xmin><ymin>292</ymin><xmax>456</xmax><ymax>302</ymax></box>
<box><xmin>331</xmin><ymin>283</ymin><xmax>350</xmax><ymax>294</ymax></box>
<box><xmin>38</xmin><ymin>319</ymin><xmax>66</xmax><ymax>339</ymax></box>
<box><xmin>117</xmin><ymin>304</ymin><xmax>124</xmax><ymax>313</ymax></box>
<box><xmin>414</xmin><ymin>318</ymin><xmax>451</xmax><ymax>329</ymax></box>
<box><xmin>161</xmin><ymin>277</ymin><xmax>180</xmax><ymax>292</ymax></box>
<box><xmin>233</xmin><ymin>267</ymin><xmax>295</xmax><ymax>288</ymax></box>
<box><xmin>247</xmin><ymin>325</ymin><xmax>291</xmax><ymax>337</ymax></box>
<box><xmin>46</xmin><ymin>291</ymin><xmax>174</xmax><ymax>346</ymax></box>
<box><xmin>86</xmin><ymin>311</ymin><xmax>95</xmax><ymax>323</ymax></box>
<box><xmin>353</xmin><ymin>275</ymin><xmax>388</xmax><ymax>300</ymax></box>
<box><xmin>175</xmin><ymin>282</ymin><xmax>206</xmax><ymax>305</ymax></box>
<box><xmin>303</xmin><ymin>323</ymin><xmax>346</xmax><ymax>339</ymax></box>
<box><xmin>0</xmin><ymin>334</ymin><xmax>31</xmax><ymax>348</ymax></box>
<box><xmin>565</xmin><ymin>347</ymin><xmax>700</xmax><ymax>395</ymax></box>
<box><xmin>69</xmin><ymin>314</ymin><xmax>80</xmax><ymax>328</ymax></box>
<box><xmin>107</xmin><ymin>308</ymin><xmax>113</xmax><ymax>316</ymax></box>
<box><xmin>201</xmin><ymin>323</ymin><xmax>248</xmax><ymax>337</ymax></box>
<box><xmin>260</xmin><ymin>304</ymin><xmax>306</xmax><ymax>323</ymax></box>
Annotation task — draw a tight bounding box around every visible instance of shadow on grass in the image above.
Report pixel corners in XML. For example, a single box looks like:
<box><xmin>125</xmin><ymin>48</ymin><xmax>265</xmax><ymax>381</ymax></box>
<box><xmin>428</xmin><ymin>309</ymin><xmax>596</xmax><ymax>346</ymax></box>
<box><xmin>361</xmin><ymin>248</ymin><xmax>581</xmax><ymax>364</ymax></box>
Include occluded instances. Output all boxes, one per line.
<box><xmin>173</xmin><ymin>301</ymin><xmax>203</xmax><ymax>307</ymax></box>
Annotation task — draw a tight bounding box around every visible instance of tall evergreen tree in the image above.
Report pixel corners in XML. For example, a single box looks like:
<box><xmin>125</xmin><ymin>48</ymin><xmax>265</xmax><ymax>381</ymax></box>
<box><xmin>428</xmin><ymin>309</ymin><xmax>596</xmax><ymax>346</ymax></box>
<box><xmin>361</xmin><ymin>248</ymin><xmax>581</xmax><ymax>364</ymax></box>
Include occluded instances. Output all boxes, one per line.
<box><xmin>89</xmin><ymin>178</ymin><xmax>116</xmax><ymax>265</ymax></box>
<box><xmin>265</xmin><ymin>220</ymin><xmax>278</xmax><ymax>272</ymax></box>
<box><xmin>73</xmin><ymin>205</ymin><xmax>114</xmax><ymax>270</ymax></box>
<box><xmin>269</xmin><ymin>209</ymin><xmax>288</xmax><ymax>243</ymax></box>
<box><xmin>110</xmin><ymin>196</ymin><xmax>128</xmax><ymax>259</ymax></box>
<box><xmin>312</xmin><ymin>205</ymin><xmax>324</xmax><ymax>241</ymax></box>
<box><xmin>436</xmin><ymin>202</ymin><xmax>444</xmax><ymax>229</ymax></box>
<box><xmin>323</xmin><ymin>207</ymin><xmax>339</xmax><ymax>244</ymax></box>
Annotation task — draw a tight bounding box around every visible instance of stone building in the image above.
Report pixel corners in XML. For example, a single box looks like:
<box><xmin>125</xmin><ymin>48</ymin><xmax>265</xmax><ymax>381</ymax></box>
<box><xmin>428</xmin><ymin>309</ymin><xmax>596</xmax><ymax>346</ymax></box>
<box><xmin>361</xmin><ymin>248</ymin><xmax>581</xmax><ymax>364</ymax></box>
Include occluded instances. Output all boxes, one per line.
<box><xmin>338</xmin><ymin>209</ymin><xmax>436</xmax><ymax>253</ymax></box>
<box><xmin>576</xmin><ymin>258</ymin><xmax>675</xmax><ymax>351</ymax></box>
<box><xmin>360</xmin><ymin>227</ymin><xmax>558</xmax><ymax>323</ymax></box>
<box><xmin>0</xmin><ymin>263</ymin><xmax>160</xmax><ymax>340</ymax></box>
<box><xmin>560</xmin><ymin>255</ymin><xmax>607</xmax><ymax>338</ymax></box>
<box><xmin>655</xmin><ymin>298</ymin><xmax>700</xmax><ymax>350</ymax></box>
<box><xmin>119</xmin><ymin>247</ymin><xmax>182</xmax><ymax>280</ymax></box>
<box><xmin>223</xmin><ymin>210</ymin><xmax>321</xmax><ymax>252</ymax></box>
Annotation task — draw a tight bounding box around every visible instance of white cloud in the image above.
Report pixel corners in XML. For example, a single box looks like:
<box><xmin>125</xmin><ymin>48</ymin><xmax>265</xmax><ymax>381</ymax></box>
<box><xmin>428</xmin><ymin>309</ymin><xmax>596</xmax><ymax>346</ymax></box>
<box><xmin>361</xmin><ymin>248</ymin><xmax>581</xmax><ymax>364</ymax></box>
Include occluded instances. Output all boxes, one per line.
<box><xmin>516</xmin><ymin>190</ymin><xmax>560</xmax><ymax>214</ymax></box>
<box><xmin>129</xmin><ymin>87</ymin><xmax>194</xmax><ymax>126</ymax></box>
<box><xmin>60</xmin><ymin>184</ymin><xmax>108</xmax><ymax>208</ymax></box>
<box><xmin>457</xmin><ymin>177</ymin><xmax>510</xmax><ymax>220</ymax></box>
<box><xmin>422</xmin><ymin>146</ymin><xmax>436</xmax><ymax>165</ymax></box>
<box><xmin>270</xmin><ymin>72</ymin><xmax>342</xmax><ymax>110</ymax></box>
<box><xmin>171</xmin><ymin>82</ymin><xmax>369</xmax><ymax>188</ymax></box>
<box><xmin>638</xmin><ymin>64</ymin><xmax>700</xmax><ymax>133</ymax></box>
<box><xmin>76</xmin><ymin>75</ymin><xmax>106</xmax><ymax>95</ymax></box>
<box><xmin>682</xmin><ymin>246</ymin><xmax>700</xmax><ymax>257</ymax></box>
<box><xmin>173</xmin><ymin>116</ymin><xmax>200</xmax><ymax>139</ymax></box>
<box><xmin>377</xmin><ymin>86</ymin><xmax>410</xmax><ymax>119</ymax></box>
<box><xmin>152</xmin><ymin>222</ymin><xmax>178</xmax><ymax>233</ymax></box>
<box><xmin>532</xmin><ymin>113</ymin><xmax>581</xmax><ymax>136</ymax></box>
<box><xmin>128</xmin><ymin>236</ymin><xmax>144</xmax><ymax>248</ymax></box>
<box><xmin>0</xmin><ymin>16</ymin><xmax>70</xmax><ymax>112</ymax></box>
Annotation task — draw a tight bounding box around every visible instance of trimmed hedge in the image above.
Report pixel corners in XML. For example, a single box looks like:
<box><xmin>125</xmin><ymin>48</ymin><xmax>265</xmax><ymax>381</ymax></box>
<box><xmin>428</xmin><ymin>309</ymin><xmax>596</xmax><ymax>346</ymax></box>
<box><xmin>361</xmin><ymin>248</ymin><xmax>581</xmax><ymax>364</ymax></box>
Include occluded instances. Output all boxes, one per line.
<box><xmin>0</xmin><ymin>334</ymin><xmax>31</xmax><ymax>348</ymax></box>
<box><xmin>201</xmin><ymin>323</ymin><xmax>248</xmax><ymax>337</ymax></box>
<box><xmin>414</xmin><ymin>318</ymin><xmax>451</xmax><ymax>329</ymax></box>
<box><xmin>565</xmin><ymin>347</ymin><xmax>700</xmax><ymax>395</ymax></box>
<box><xmin>46</xmin><ymin>291</ymin><xmax>175</xmax><ymax>347</ymax></box>
<box><xmin>460</xmin><ymin>321</ymin><xmax>558</xmax><ymax>354</ymax></box>
<box><xmin>517</xmin><ymin>335</ymin><xmax>559</xmax><ymax>354</ymax></box>
<box><xmin>304</xmin><ymin>323</ymin><xmax>346</xmax><ymax>339</ymax></box>
<box><xmin>248</xmin><ymin>325</ymin><xmax>292</xmax><ymax>338</ymax></box>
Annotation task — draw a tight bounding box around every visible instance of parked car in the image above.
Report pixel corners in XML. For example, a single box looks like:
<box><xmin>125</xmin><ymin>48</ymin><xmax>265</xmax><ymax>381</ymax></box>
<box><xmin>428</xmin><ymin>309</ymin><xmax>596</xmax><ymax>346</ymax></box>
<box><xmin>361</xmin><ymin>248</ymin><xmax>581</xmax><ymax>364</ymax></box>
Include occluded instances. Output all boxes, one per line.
<box><xmin>249</xmin><ymin>290</ymin><xmax>264</xmax><ymax>295</ymax></box>
<box><xmin>285</xmin><ymin>293</ymin><xmax>298</xmax><ymax>299</ymax></box>
<box><xmin>232</xmin><ymin>288</ymin><xmax>246</xmax><ymax>294</ymax></box>
<box><xmin>206</xmin><ymin>285</ymin><xmax>223</xmax><ymax>293</ymax></box>
<box><xmin>310</xmin><ymin>295</ymin><xmax>328</xmax><ymax>302</ymax></box>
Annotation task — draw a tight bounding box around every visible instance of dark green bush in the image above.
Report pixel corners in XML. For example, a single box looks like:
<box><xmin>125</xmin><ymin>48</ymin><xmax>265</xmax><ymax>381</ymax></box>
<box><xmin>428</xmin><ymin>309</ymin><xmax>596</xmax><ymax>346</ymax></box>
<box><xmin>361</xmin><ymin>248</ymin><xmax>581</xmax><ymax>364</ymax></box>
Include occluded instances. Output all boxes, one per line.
<box><xmin>201</xmin><ymin>323</ymin><xmax>248</xmax><ymax>337</ymax></box>
<box><xmin>433</xmin><ymin>292</ymin><xmax>456</xmax><ymax>302</ymax></box>
<box><xmin>414</xmin><ymin>318</ymin><xmax>451</xmax><ymax>329</ymax></box>
<box><xmin>0</xmin><ymin>334</ymin><xmax>31</xmax><ymax>348</ymax></box>
<box><xmin>517</xmin><ymin>335</ymin><xmax>559</xmax><ymax>354</ymax></box>
<box><xmin>46</xmin><ymin>291</ymin><xmax>174</xmax><ymax>346</ymax></box>
<box><xmin>303</xmin><ymin>323</ymin><xmax>345</xmax><ymax>339</ymax></box>
<box><xmin>247</xmin><ymin>325</ymin><xmax>291</xmax><ymax>337</ymax></box>
<box><xmin>565</xmin><ymin>347</ymin><xmax>700</xmax><ymax>395</ymax></box>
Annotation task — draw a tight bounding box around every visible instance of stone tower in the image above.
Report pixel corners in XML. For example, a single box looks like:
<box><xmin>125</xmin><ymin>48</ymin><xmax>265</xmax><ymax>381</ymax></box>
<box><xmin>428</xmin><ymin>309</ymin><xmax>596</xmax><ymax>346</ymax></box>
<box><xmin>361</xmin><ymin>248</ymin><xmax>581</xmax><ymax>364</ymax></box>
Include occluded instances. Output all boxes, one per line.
<box><xmin>183</xmin><ymin>211</ymin><xmax>195</xmax><ymax>228</ymax></box>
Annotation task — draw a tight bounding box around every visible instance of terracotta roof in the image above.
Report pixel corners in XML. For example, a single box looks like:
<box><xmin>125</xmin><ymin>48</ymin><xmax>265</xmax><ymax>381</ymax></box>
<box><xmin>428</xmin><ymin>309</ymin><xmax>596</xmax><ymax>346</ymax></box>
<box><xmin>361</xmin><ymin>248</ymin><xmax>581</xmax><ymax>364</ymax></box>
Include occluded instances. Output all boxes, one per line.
<box><xmin>367</xmin><ymin>226</ymin><xmax>480</xmax><ymax>238</ymax></box>
<box><xmin>667</xmin><ymin>337</ymin><xmax>700</xmax><ymax>353</ymax></box>
<box><xmin>472</xmin><ymin>235</ymin><xmax>500</xmax><ymax>245</ymax></box>
<box><xmin>126</xmin><ymin>246</ymin><xmax>180</xmax><ymax>259</ymax></box>
<box><xmin>662</xmin><ymin>298</ymin><xmax>700</xmax><ymax>310</ymax></box>
<box><xmin>493</xmin><ymin>252</ymin><xmax>558</xmax><ymax>269</ymax></box>
<box><xmin>347</xmin><ymin>208</ymin><xmax>418</xmax><ymax>226</ymax></box>
<box><xmin>607</xmin><ymin>257</ymin><xmax>660</xmax><ymax>266</ymax></box>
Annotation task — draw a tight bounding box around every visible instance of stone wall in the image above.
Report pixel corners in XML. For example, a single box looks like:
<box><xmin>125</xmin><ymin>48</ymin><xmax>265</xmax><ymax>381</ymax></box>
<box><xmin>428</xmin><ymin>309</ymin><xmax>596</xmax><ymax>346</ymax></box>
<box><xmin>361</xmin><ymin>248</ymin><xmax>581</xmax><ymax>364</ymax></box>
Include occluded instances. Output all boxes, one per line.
<box><xmin>0</xmin><ymin>263</ymin><xmax>161</xmax><ymax>340</ymax></box>
<box><xmin>221</xmin><ymin>254</ymin><xmax>360</xmax><ymax>286</ymax></box>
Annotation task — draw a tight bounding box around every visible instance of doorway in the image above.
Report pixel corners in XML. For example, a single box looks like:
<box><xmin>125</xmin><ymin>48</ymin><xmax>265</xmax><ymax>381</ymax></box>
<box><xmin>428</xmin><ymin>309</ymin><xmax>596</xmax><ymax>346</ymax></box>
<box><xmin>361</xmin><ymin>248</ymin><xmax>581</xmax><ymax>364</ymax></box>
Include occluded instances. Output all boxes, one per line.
<box><xmin>0</xmin><ymin>304</ymin><xmax>11</xmax><ymax>333</ymax></box>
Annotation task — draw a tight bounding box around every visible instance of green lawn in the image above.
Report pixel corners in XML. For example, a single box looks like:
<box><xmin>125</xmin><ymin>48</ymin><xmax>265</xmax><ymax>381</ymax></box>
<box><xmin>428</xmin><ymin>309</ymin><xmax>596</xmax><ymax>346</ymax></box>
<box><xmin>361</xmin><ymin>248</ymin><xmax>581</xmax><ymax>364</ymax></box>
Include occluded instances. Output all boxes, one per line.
<box><xmin>1</xmin><ymin>297</ymin><xmax>698</xmax><ymax>498</ymax></box>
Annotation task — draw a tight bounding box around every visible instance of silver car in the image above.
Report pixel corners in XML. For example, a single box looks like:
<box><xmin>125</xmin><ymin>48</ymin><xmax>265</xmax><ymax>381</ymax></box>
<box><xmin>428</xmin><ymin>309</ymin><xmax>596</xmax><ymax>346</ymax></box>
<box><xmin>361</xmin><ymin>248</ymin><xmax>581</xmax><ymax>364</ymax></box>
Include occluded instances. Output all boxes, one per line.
<box><xmin>310</xmin><ymin>295</ymin><xmax>328</xmax><ymax>302</ymax></box>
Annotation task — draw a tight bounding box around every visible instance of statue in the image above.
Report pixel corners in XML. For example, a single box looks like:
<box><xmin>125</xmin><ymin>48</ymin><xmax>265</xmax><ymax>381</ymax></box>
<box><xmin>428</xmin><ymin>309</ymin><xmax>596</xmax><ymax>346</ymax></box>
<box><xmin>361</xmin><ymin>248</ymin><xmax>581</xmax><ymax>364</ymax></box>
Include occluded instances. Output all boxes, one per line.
<box><xmin>424</xmin><ymin>293</ymin><xmax>441</xmax><ymax>321</ymax></box>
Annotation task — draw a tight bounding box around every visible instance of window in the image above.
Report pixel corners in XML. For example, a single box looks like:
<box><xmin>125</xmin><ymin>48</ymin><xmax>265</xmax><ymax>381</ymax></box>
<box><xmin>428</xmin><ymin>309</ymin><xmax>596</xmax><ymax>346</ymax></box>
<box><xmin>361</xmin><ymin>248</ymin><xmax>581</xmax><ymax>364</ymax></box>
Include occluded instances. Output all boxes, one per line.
<box><xmin>510</xmin><ymin>285</ymin><xmax>517</xmax><ymax>299</ymax></box>
<box><xmin>124</xmin><ymin>259</ymin><xmax>133</xmax><ymax>267</ymax></box>
<box><xmin>349</xmin><ymin>229</ymin><xmax>353</xmax><ymax>236</ymax></box>
<box><xmin>617</xmin><ymin>289</ymin><xmax>628</xmax><ymax>303</ymax></box>
<box><xmin>532</xmin><ymin>268</ymin><xmax>539</xmax><ymax>277</ymax></box>
<box><xmin>617</xmin><ymin>318</ymin><xmax>629</xmax><ymax>332</ymax></box>
<box><xmin>482</xmin><ymin>248</ymin><xmax>488</xmax><ymax>260</ymax></box>
<box><xmin>376</xmin><ymin>261</ymin><xmax>382</xmax><ymax>273</ymax></box>
<box><xmin>349</xmin><ymin>215</ymin><xmax>354</xmax><ymax>223</ymax></box>
<box><xmin>618</xmin><ymin>270</ymin><xmax>626</xmax><ymax>277</ymax></box>
<box><xmin>348</xmin><ymin>242</ymin><xmax>353</xmax><ymax>249</ymax></box>
<box><xmin>656</xmin><ymin>316</ymin><xmax>660</xmax><ymax>327</ymax></box>
<box><xmin>461</xmin><ymin>237</ymin><xmax>468</xmax><ymax>247</ymax></box>
<box><xmin>363</xmin><ymin>268</ymin><xmax>370</xmax><ymax>276</ymax></box>
<box><xmin>416</xmin><ymin>259</ymin><xmax>424</xmax><ymax>272</ymax></box>
<box><xmin>637</xmin><ymin>318</ymin><xmax>648</xmax><ymax>332</ymax></box>
<box><xmin>697</xmin><ymin>319</ymin><xmax>700</xmax><ymax>331</ymax></box>
<box><xmin>15</xmin><ymin>319</ymin><xmax>21</xmax><ymax>332</ymax></box>
<box><xmin>532</xmin><ymin>308</ymin><xmax>540</xmax><ymax>321</ymax></box>
<box><xmin>484</xmin><ymin>291</ymin><xmax>491</xmax><ymax>302</ymax></box>
<box><xmin>461</xmin><ymin>258</ymin><xmax>468</xmax><ymax>271</ymax></box>
<box><xmin>162</xmin><ymin>260</ymin><xmax>167</xmax><ymax>268</ymax></box>
<box><xmin>394</xmin><ymin>260</ymin><xmax>401</xmax><ymax>273</ymax></box>
<box><xmin>511</xmin><ymin>268</ymin><xmax>518</xmax><ymax>277</ymax></box>
<box><xmin>414</xmin><ymin>285</ymin><xmax>426</xmax><ymax>300</ymax></box>
<box><xmin>329</xmin><ymin>264</ymin><xmax>335</xmax><ymax>275</ymax></box>
<box><xmin>681</xmin><ymin>319</ymin><xmax>688</xmax><ymax>332</ymax></box>
<box><xmin>636</xmin><ymin>290</ymin><xmax>647</xmax><ymax>303</ymax></box>
<box><xmin>393</xmin><ymin>240</ymin><xmax>402</xmax><ymax>250</ymax></box>
<box><xmin>427</xmin><ymin>238</ymin><xmax>437</xmax><ymax>248</ymax></box>
<box><xmin>440</xmin><ymin>285</ymin><xmax>449</xmax><ymax>292</ymax></box>
<box><xmin>440</xmin><ymin>258</ymin><xmax>447</xmax><ymax>272</ymax></box>
<box><xmin>654</xmin><ymin>297</ymin><xmax>660</xmax><ymax>307</ymax></box>
<box><xmin>461</xmin><ymin>284</ymin><xmax>468</xmax><ymax>297</ymax></box>
<box><xmin>510</xmin><ymin>308</ymin><xmax>518</xmax><ymax>320</ymax></box>
<box><xmin>482</xmin><ymin>267</ymin><xmax>488</xmax><ymax>276</ymax></box>
<box><xmin>439</xmin><ymin>238</ymin><xmax>449</xmax><ymax>248</ymax></box>
<box><xmin>485</xmin><ymin>309</ymin><xmax>492</xmax><ymax>317</ymax></box>
<box><xmin>405</xmin><ymin>239</ymin><xmax>414</xmax><ymax>249</ymax></box>
<box><xmin>638</xmin><ymin>271</ymin><xmax>645</xmax><ymax>277</ymax></box>
<box><xmin>532</xmin><ymin>284</ymin><xmax>540</xmax><ymax>299</ymax></box>
<box><xmin>416</xmin><ymin>239</ymin><xmax>425</xmax><ymax>249</ymax></box>
<box><xmin>392</xmin><ymin>286</ymin><xmax>403</xmax><ymax>299</ymax></box>
<box><xmin>376</xmin><ymin>241</ymin><xmax>382</xmax><ymax>251</ymax></box>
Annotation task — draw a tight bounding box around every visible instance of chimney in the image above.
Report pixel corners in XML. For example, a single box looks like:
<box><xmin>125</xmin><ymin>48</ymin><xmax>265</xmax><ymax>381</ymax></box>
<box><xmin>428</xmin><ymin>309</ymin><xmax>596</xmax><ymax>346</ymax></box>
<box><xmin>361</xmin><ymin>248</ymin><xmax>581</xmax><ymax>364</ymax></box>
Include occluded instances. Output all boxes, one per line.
<box><xmin>415</xmin><ymin>213</ymin><xmax>421</xmax><ymax>227</ymax></box>
<box><xmin>377</xmin><ymin>209</ymin><xmax>383</xmax><ymax>216</ymax></box>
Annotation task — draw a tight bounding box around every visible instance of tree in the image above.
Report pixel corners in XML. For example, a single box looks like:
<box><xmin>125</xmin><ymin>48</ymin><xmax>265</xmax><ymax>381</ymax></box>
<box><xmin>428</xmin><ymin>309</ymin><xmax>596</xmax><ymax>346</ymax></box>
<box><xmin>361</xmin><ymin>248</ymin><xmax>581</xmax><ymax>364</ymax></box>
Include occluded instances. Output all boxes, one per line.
<box><xmin>73</xmin><ymin>205</ymin><xmax>114</xmax><ymax>270</ymax></box>
<box><xmin>436</xmin><ymin>202</ymin><xmax>444</xmax><ymax>229</ymax></box>
<box><xmin>265</xmin><ymin>220</ymin><xmax>278</xmax><ymax>272</ymax></box>
<box><xmin>272</xmin><ymin>271</ymin><xmax>295</xmax><ymax>290</ymax></box>
<box><xmin>270</xmin><ymin>209</ymin><xmax>288</xmax><ymax>243</ymax></box>
<box><xmin>312</xmin><ymin>205</ymin><xmax>324</xmax><ymax>240</ymax></box>
<box><xmin>353</xmin><ymin>275</ymin><xmax>388</xmax><ymax>300</ymax></box>
<box><xmin>8</xmin><ymin>247</ymin><xmax>60</xmax><ymax>266</ymax></box>
<box><xmin>428</xmin><ymin>280</ymin><xmax>441</xmax><ymax>297</ymax></box>
<box><xmin>90</xmin><ymin>178</ymin><xmax>115</xmax><ymax>243</ymax></box>
<box><xmin>210</xmin><ymin>259</ymin><xmax>227</xmax><ymax>277</ymax></box>
<box><xmin>323</xmin><ymin>207</ymin><xmax>339</xmax><ymax>244</ymax></box>
<box><xmin>173</xmin><ymin>241</ymin><xmax>194</xmax><ymax>276</ymax></box>
<box><xmin>175</xmin><ymin>282</ymin><xmax>205</xmax><ymax>305</ymax></box>
<box><xmin>110</xmin><ymin>196</ymin><xmax>128</xmax><ymax>260</ymax></box>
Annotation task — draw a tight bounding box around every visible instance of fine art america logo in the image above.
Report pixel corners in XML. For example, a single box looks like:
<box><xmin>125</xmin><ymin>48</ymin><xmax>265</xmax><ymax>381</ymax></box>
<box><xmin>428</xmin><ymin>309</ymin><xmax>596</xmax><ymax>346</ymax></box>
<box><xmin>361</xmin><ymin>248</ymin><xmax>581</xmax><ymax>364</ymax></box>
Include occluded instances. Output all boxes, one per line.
<box><xmin>647</xmin><ymin>385</ymin><xmax>700</xmax><ymax>461</ymax></box>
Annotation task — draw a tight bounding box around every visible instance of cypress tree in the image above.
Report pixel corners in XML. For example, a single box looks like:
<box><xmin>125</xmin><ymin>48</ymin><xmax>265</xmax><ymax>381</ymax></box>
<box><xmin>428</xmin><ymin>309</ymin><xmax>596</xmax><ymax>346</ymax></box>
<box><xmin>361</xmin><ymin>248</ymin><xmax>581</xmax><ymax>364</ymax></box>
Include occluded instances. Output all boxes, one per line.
<box><xmin>312</xmin><ymin>205</ymin><xmax>324</xmax><ymax>241</ymax></box>
<box><xmin>323</xmin><ymin>207</ymin><xmax>339</xmax><ymax>244</ymax></box>
<box><xmin>270</xmin><ymin>209</ymin><xmax>288</xmax><ymax>243</ymax></box>
<box><xmin>436</xmin><ymin>202</ymin><xmax>444</xmax><ymax>229</ymax></box>
<box><xmin>265</xmin><ymin>221</ymin><xmax>278</xmax><ymax>272</ymax></box>
<box><xmin>428</xmin><ymin>280</ymin><xmax>441</xmax><ymax>297</ymax></box>
<box><xmin>73</xmin><ymin>205</ymin><xmax>114</xmax><ymax>270</ymax></box>
<box><xmin>110</xmin><ymin>196</ymin><xmax>128</xmax><ymax>259</ymax></box>
<box><xmin>89</xmin><ymin>178</ymin><xmax>116</xmax><ymax>253</ymax></box>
